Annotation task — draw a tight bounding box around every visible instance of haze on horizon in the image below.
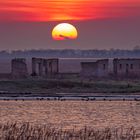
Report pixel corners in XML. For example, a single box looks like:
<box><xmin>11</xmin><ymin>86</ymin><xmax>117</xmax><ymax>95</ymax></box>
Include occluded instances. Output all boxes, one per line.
<box><xmin>0</xmin><ymin>0</ymin><xmax>140</xmax><ymax>50</ymax></box>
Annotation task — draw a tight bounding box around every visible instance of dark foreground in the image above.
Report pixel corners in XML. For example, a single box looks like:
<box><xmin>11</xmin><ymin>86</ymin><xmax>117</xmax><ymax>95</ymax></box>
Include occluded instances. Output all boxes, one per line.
<box><xmin>1</xmin><ymin>79</ymin><xmax>140</xmax><ymax>95</ymax></box>
<box><xmin>0</xmin><ymin>123</ymin><xmax>139</xmax><ymax>140</ymax></box>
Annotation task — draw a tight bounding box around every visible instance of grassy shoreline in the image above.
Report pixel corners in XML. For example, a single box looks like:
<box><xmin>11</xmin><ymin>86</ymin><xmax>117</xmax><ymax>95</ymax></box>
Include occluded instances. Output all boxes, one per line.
<box><xmin>0</xmin><ymin>79</ymin><xmax>140</xmax><ymax>95</ymax></box>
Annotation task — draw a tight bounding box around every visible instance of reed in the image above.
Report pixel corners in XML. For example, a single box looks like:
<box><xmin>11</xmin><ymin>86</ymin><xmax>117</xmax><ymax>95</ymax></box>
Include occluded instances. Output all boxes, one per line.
<box><xmin>0</xmin><ymin>122</ymin><xmax>139</xmax><ymax>140</ymax></box>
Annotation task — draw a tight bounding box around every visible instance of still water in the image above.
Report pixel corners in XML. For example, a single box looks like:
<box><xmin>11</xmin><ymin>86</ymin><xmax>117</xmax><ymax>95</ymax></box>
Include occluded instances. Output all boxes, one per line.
<box><xmin>0</xmin><ymin>101</ymin><xmax>139</xmax><ymax>130</ymax></box>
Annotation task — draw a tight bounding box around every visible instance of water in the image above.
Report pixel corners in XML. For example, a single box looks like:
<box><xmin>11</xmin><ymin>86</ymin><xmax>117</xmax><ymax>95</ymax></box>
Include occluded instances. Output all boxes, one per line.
<box><xmin>0</xmin><ymin>95</ymin><xmax>140</xmax><ymax>101</ymax></box>
<box><xmin>0</xmin><ymin>101</ymin><xmax>139</xmax><ymax>130</ymax></box>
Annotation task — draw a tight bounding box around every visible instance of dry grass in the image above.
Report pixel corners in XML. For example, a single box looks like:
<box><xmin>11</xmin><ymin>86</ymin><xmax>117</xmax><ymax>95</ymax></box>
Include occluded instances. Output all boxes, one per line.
<box><xmin>0</xmin><ymin>122</ymin><xmax>139</xmax><ymax>140</ymax></box>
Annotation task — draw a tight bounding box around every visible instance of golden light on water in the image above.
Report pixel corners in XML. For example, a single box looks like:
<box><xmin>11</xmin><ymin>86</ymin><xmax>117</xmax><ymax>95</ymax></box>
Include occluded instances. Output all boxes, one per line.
<box><xmin>52</xmin><ymin>23</ymin><xmax>78</xmax><ymax>40</ymax></box>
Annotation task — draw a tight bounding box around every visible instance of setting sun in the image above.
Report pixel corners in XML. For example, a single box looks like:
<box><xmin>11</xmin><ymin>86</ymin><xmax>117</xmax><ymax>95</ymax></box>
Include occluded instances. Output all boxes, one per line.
<box><xmin>52</xmin><ymin>23</ymin><xmax>78</xmax><ymax>40</ymax></box>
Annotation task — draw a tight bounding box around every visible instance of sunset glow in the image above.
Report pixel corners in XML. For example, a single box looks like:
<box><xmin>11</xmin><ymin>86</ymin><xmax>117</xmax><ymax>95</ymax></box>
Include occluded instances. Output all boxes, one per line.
<box><xmin>0</xmin><ymin>0</ymin><xmax>140</xmax><ymax>22</ymax></box>
<box><xmin>52</xmin><ymin>23</ymin><xmax>78</xmax><ymax>40</ymax></box>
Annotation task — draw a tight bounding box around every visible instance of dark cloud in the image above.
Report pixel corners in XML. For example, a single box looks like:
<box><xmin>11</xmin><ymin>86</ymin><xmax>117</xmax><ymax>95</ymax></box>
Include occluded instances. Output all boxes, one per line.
<box><xmin>59</xmin><ymin>35</ymin><xmax>71</xmax><ymax>40</ymax></box>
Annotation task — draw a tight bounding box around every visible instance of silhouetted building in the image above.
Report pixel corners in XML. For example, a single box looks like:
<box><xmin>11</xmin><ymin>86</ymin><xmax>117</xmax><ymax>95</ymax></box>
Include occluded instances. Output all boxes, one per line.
<box><xmin>80</xmin><ymin>59</ymin><xmax>109</xmax><ymax>78</ymax></box>
<box><xmin>11</xmin><ymin>58</ymin><xmax>28</xmax><ymax>78</ymax></box>
<box><xmin>113</xmin><ymin>58</ymin><xmax>140</xmax><ymax>78</ymax></box>
<box><xmin>6</xmin><ymin>57</ymin><xmax>140</xmax><ymax>79</ymax></box>
<box><xmin>32</xmin><ymin>58</ymin><xmax>59</xmax><ymax>77</ymax></box>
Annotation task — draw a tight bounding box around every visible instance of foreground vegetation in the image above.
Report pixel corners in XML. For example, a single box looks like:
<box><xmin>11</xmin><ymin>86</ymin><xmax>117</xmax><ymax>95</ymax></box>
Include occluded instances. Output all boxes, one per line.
<box><xmin>0</xmin><ymin>79</ymin><xmax>140</xmax><ymax>94</ymax></box>
<box><xmin>0</xmin><ymin>122</ymin><xmax>139</xmax><ymax>140</ymax></box>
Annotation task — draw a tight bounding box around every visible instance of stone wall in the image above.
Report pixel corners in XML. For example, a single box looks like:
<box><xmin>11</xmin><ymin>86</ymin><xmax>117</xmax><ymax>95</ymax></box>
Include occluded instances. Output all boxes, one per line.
<box><xmin>11</xmin><ymin>58</ymin><xmax>28</xmax><ymax>78</ymax></box>
<box><xmin>32</xmin><ymin>58</ymin><xmax>59</xmax><ymax>77</ymax></box>
<box><xmin>32</xmin><ymin>58</ymin><xmax>44</xmax><ymax>76</ymax></box>
<box><xmin>113</xmin><ymin>58</ymin><xmax>140</xmax><ymax>78</ymax></box>
<box><xmin>80</xmin><ymin>59</ymin><xmax>109</xmax><ymax>78</ymax></box>
<box><xmin>46</xmin><ymin>59</ymin><xmax>59</xmax><ymax>76</ymax></box>
<box><xmin>96</xmin><ymin>59</ymin><xmax>109</xmax><ymax>77</ymax></box>
<box><xmin>9</xmin><ymin>58</ymin><xmax>140</xmax><ymax>79</ymax></box>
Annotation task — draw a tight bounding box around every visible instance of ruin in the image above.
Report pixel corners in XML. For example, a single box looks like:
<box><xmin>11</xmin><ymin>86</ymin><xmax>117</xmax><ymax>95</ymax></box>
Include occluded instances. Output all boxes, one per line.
<box><xmin>113</xmin><ymin>58</ymin><xmax>140</xmax><ymax>78</ymax></box>
<box><xmin>32</xmin><ymin>58</ymin><xmax>59</xmax><ymax>77</ymax></box>
<box><xmin>80</xmin><ymin>59</ymin><xmax>109</xmax><ymax>78</ymax></box>
<box><xmin>11</xmin><ymin>58</ymin><xmax>28</xmax><ymax>78</ymax></box>
<box><xmin>80</xmin><ymin>58</ymin><xmax>140</xmax><ymax>78</ymax></box>
<box><xmin>2</xmin><ymin>57</ymin><xmax>140</xmax><ymax>79</ymax></box>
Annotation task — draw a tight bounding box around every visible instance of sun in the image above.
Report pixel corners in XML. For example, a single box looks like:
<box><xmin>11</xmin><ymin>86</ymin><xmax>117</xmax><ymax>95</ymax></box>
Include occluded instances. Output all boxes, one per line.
<box><xmin>52</xmin><ymin>23</ymin><xmax>78</xmax><ymax>40</ymax></box>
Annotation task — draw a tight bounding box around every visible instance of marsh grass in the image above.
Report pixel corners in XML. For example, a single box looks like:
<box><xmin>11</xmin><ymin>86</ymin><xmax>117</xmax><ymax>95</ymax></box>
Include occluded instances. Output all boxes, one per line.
<box><xmin>1</xmin><ymin>79</ymin><xmax>140</xmax><ymax>94</ymax></box>
<box><xmin>0</xmin><ymin>122</ymin><xmax>140</xmax><ymax>140</ymax></box>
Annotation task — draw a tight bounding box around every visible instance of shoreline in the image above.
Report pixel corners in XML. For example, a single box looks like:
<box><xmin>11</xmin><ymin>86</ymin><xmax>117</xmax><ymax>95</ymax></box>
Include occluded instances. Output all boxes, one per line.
<box><xmin>1</xmin><ymin>94</ymin><xmax>140</xmax><ymax>101</ymax></box>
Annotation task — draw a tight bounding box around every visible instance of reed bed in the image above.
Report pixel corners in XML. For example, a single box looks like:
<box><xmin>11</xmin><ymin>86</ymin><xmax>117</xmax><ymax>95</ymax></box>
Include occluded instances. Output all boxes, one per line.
<box><xmin>0</xmin><ymin>122</ymin><xmax>139</xmax><ymax>140</ymax></box>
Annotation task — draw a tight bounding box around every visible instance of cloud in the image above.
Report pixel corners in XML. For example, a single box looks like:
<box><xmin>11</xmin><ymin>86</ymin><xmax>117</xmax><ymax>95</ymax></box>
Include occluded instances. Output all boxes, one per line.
<box><xmin>0</xmin><ymin>11</ymin><xmax>36</xmax><ymax>21</ymax></box>
<box><xmin>0</xmin><ymin>0</ymin><xmax>140</xmax><ymax>21</ymax></box>
<box><xmin>59</xmin><ymin>35</ymin><xmax>71</xmax><ymax>40</ymax></box>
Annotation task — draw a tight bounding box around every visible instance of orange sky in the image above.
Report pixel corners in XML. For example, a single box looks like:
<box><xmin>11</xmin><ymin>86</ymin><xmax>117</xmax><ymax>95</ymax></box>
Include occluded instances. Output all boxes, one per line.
<box><xmin>0</xmin><ymin>0</ymin><xmax>140</xmax><ymax>21</ymax></box>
